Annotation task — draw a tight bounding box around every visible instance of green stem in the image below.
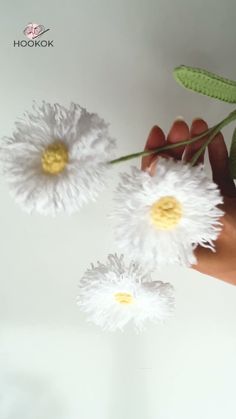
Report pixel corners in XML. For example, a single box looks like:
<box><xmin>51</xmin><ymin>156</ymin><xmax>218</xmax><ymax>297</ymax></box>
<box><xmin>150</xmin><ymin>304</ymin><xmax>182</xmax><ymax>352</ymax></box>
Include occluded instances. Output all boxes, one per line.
<box><xmin>190</xmin><ymin>110</ymin><xmax>236</xmax><ymax>165</ymax></box>
<box><xmin>108</xmin><ymin>109</ymin><xmax>236</xmax><ymax>165</ymax></box>
<box><xmin>109</xmin><ymin>126</ymin><xmax>216</xmax><ymax>165</ymax></box>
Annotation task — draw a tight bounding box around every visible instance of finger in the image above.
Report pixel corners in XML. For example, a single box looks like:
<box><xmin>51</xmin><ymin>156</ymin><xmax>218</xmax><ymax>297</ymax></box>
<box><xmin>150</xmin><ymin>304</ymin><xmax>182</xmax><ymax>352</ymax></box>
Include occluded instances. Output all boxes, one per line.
<box><xmin>184</xmin><ymin>118</ymin><xmax>208</xmax><ymax>164</ymax></box>
<box><xmin>166</xmin><ymin>118</ymin><xmax>190</xmax><ymax>159</ymax></box>
<box><xmin>192</xmin><ymin>241</ymin><xmax>236</xmax><ymax>285</ymax></box>
<box><xmin>192</xmin><ymin>246</ymin><xmax>228</xmax><ymax>280</ymax></box>
<box><xmin>141</xmin><ymin>125</ymin><xmax>166</xmax><ymax>171</ymax></box>
<box><xmin>208</xmin><ymin>131</ymin><xmax>236</xmax><ymax>197</ymax></box>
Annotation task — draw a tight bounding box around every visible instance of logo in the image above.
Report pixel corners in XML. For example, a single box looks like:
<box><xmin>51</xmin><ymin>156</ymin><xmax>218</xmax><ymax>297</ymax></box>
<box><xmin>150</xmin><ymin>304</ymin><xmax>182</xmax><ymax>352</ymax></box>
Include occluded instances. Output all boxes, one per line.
<box><xmin>13</xmin><ymin>23</ymin><xmax>54</xmax><ymax>47</ymax></box>
<box><xmin>23</xmin><ymin>23</ymin><xmax>50</xmax><ymax>39</ymax></box>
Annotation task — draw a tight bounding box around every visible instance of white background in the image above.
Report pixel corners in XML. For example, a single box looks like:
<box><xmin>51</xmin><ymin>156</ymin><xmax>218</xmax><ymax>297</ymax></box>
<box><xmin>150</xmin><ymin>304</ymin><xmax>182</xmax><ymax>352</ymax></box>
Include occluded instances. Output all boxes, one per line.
<box><xmin>0</xmin><ymin>0</ymin><xmax>236</xmax><ymax>418</ymax></box>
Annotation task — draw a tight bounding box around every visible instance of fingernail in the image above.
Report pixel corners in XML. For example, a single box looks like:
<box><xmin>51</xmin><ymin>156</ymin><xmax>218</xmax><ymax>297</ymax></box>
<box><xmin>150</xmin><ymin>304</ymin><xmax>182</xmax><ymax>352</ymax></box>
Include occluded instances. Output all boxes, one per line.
<box><xmin>174</xmin><ymin>116</ymin><xmax>185</xmax><ymax>121</ymax></box>
<box><xmin>149</xmin><ymin>124</ymin><xmax>158</xmax><ymax>132</ymax></box>
<box><xmin>192</xmin><ymin>117</ymin><xmax>203</xmax><ymax>123</ymax></box>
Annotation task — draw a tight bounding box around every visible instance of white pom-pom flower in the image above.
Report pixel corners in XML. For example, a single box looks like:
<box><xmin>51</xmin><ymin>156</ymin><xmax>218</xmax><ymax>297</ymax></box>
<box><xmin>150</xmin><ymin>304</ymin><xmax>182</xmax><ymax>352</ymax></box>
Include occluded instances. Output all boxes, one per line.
<box><xmin>77</xmin><ymin>254</ymin><xmax>175</xmax><ymax>332</ymax></box>
<box><xmin>112</xmin><ymin>158</ymin><xmax>224</xmax><ymax>268</ymax></box>
<box><xmin>0</xmin><ymin>102</ymin><xmax>116</xmax><ymax>215</ymax></box>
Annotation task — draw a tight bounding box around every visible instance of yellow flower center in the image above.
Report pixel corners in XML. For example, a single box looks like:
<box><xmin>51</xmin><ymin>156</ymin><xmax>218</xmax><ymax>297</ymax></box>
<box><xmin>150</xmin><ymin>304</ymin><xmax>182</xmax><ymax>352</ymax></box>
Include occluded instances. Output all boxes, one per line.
<box><xmin>41</xmin><ymin>141</ymin><xmax>69</xmax><ymax>175</ymax></box>
<box><xmin>150</xmin><ymin>196</ymin><xmax>182</xmax><ymax>230</ymax></box>
<box><xmin>114</xmin><ymin>292</ymin><xmax>134</xmax><ymax>305</ymax></box>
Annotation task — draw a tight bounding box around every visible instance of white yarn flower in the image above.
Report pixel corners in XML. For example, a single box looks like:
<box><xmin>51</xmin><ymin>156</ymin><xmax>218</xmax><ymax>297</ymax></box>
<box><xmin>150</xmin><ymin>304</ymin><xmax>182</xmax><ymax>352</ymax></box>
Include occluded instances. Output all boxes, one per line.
<box><xmin>0</xmin><ymin>102</ymin><xmax>116</xmax><ymax>215</ymax></box>
<box><xmin>112</xmin><ymin>158</ymin><xmax>224</xmax><ymax>268</ymax></box>
<box><xmin>77</xmin><ymin>254</ymin><xmax>175</xmax><ymax>332</ymax></box>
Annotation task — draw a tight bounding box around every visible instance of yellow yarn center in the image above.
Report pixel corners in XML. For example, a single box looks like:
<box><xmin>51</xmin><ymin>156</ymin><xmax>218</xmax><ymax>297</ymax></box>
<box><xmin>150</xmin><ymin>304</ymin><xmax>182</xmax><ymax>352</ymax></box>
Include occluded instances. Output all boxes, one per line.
<box><xmin>41</xmin><ymin>141</ymin><xmax>68</xmax><ymax>175</ymax></box>
<box><xmin>114</xmin><ymin>292</ymin><xmax>134</xmax><ymax>305</ymax></box>
<box><xmin>150</xmin><ymin>196</ymin><xmax>182</xmax><ymax>230</ymax></box>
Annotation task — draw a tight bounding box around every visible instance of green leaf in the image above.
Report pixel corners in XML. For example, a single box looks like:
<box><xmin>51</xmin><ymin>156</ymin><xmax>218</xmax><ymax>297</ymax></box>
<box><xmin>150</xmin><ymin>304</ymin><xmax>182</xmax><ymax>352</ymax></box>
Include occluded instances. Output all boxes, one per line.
<box><xmin>173</xmin><ymin>65</ymin><xmax>236</xmax><ymax>103</ymax></box>
<box><xmin>229</xmin><ymin>127</ymin><xmax>236</xmax><ymax>179</ymax></box>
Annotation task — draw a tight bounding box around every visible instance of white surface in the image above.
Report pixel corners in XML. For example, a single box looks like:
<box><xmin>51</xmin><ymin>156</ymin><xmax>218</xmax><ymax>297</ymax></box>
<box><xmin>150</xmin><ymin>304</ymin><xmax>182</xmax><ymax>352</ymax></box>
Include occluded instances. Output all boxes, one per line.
<box><xmin>0</xmin><ymin>0</ymin><xmax>236</xmax><ymax>418</ymax></box>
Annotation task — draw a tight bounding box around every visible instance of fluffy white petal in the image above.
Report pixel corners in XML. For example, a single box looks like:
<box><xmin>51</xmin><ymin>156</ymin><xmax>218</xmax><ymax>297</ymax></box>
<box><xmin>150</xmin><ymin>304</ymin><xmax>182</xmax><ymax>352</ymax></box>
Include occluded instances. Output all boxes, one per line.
<box><xmin>112</xmin><ymin>158</ymin><xmax>224</xmax><ymax>268</ymax></box>
<box><xmin>0</xmin><ymin>102</ymin><xmax>116</xmax><ymax>215</ymax></box>
<box><xmin>77</xmin><ymin>254</ymin><xmax>175</xmax><ymax>332</ymax></box>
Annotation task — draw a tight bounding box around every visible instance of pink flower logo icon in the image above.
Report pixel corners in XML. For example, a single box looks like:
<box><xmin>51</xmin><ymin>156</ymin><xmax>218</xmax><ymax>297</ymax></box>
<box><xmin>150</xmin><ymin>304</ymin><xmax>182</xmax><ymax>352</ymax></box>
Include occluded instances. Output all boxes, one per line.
<box><xmin>23</xmin><ymin>23</ymin><xmax>45</xmax><ymax>39</ymax></box>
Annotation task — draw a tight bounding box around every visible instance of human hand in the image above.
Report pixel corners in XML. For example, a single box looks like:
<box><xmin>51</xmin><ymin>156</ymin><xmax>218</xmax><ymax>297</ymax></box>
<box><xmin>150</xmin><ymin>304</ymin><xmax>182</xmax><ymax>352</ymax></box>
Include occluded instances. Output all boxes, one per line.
<box><xmin>141</xmin><ymin>118</ymin><xmax>236</xmax><ymax>285</ymax></box>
